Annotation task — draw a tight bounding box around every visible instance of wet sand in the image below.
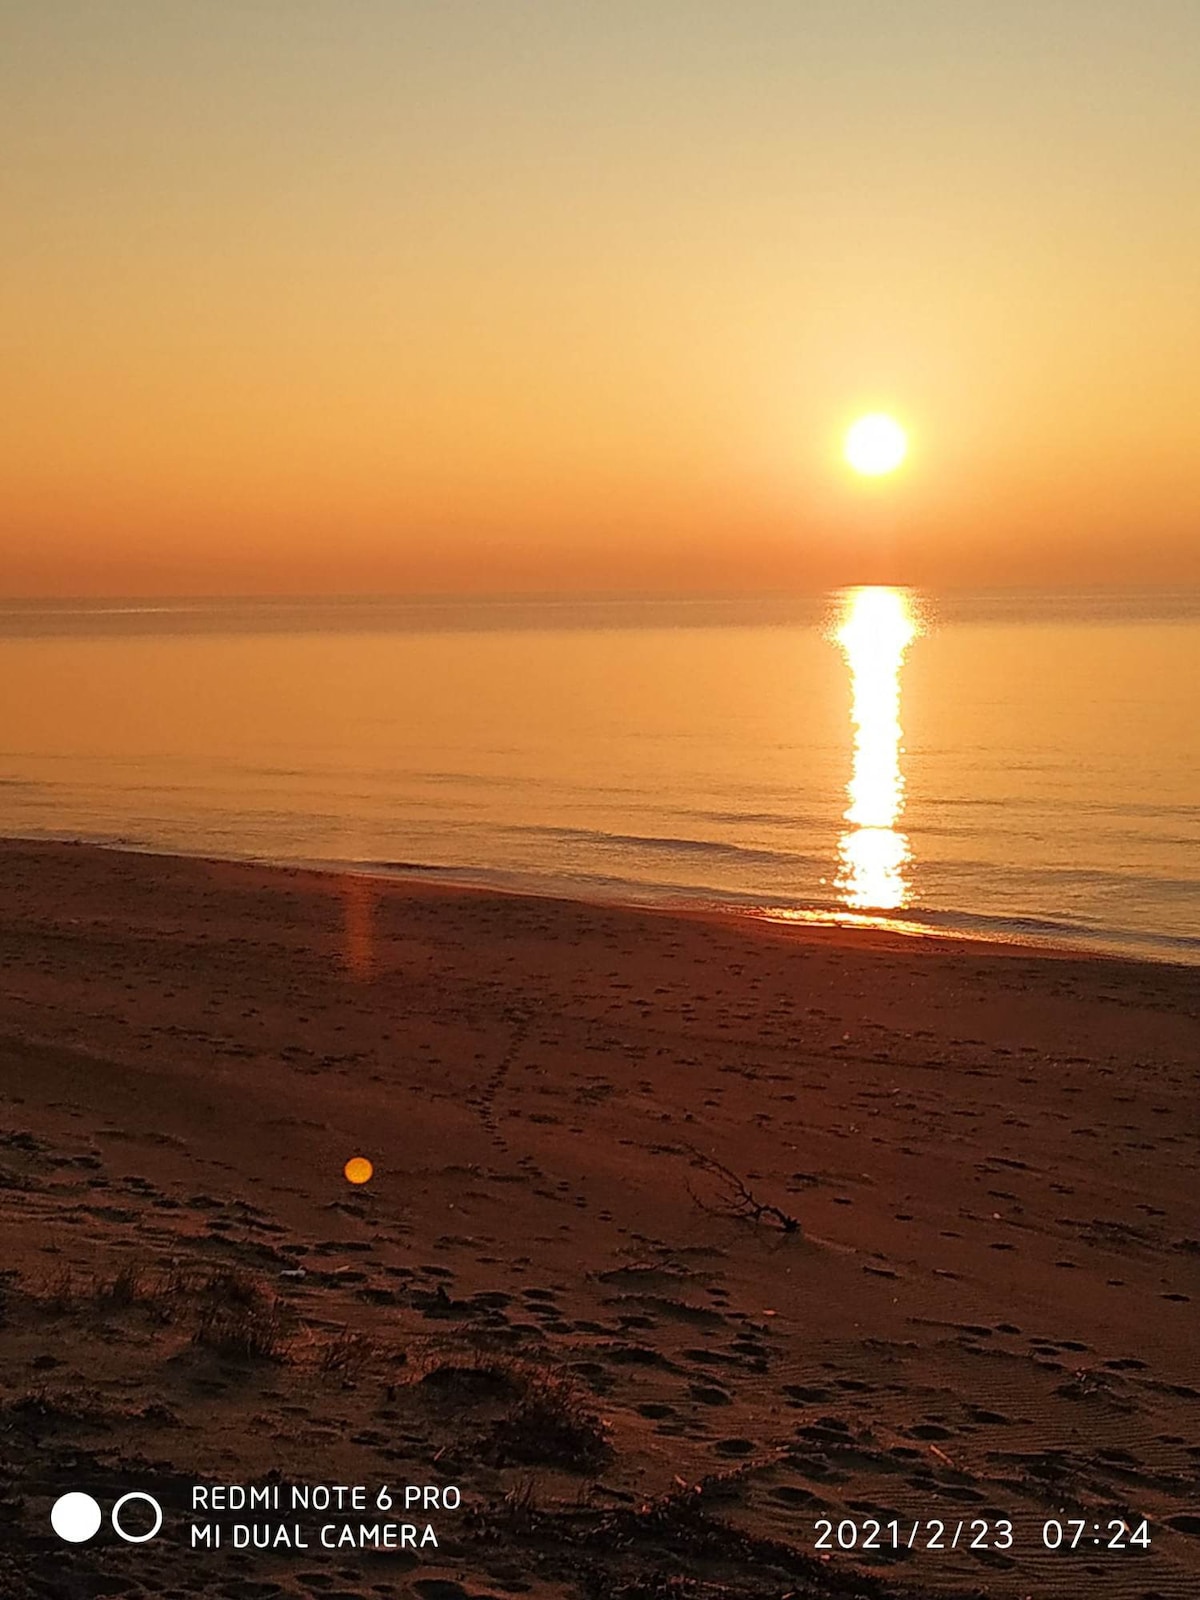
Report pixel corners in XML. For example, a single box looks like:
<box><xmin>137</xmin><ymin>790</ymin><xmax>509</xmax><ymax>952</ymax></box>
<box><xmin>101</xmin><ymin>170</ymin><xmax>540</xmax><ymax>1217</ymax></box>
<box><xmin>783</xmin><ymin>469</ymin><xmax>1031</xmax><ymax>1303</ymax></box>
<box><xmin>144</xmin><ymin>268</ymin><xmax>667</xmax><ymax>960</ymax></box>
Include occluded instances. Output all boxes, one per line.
<box><xmin>1</xmin><ymin>838</ymin><xmax>1197</xmax><ymax>1599</ymax></box>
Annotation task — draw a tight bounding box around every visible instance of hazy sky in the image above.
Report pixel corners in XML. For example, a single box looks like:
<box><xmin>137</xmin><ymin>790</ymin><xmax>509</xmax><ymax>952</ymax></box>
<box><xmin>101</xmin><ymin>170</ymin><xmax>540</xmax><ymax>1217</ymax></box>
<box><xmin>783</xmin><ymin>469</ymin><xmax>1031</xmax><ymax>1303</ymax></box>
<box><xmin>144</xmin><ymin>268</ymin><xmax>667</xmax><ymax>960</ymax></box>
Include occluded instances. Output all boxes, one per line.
<box><xmin>3</xmin><ymin>1</ymin><xmax>1199</xmax><ymax>596</ymax></box>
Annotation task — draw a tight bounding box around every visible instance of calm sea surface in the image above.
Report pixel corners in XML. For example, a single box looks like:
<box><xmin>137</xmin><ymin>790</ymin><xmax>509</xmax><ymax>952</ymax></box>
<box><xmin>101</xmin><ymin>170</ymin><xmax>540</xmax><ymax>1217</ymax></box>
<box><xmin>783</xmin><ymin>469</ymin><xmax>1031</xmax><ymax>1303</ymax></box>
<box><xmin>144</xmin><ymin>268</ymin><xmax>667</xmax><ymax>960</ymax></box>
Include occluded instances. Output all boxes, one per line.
<box><xmin>1</xmin><ymin>590</ymin><xmax>1197</xmax><ymax>963</ymax></box>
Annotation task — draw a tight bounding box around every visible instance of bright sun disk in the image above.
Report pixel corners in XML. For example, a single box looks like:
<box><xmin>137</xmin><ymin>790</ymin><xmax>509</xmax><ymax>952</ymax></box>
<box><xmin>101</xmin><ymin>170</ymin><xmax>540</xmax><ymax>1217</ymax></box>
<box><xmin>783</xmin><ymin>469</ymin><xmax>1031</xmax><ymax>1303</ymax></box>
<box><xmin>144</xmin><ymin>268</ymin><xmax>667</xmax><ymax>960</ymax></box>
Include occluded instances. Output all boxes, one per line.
<box><xmin>844</xmin><ymin>413</ymin><xmax>907</xmax><ymax>476</ymax></box>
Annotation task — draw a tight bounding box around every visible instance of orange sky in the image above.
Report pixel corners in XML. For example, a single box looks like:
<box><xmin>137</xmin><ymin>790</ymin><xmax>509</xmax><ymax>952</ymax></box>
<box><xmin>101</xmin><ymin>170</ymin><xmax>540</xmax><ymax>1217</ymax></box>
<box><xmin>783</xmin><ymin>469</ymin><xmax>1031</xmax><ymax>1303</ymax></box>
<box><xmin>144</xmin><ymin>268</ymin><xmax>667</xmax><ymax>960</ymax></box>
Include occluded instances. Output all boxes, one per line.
<box><xmin>3</xmin><ymin>2</ymin><xmax>1199</xmax><ymax>597</ymax></box>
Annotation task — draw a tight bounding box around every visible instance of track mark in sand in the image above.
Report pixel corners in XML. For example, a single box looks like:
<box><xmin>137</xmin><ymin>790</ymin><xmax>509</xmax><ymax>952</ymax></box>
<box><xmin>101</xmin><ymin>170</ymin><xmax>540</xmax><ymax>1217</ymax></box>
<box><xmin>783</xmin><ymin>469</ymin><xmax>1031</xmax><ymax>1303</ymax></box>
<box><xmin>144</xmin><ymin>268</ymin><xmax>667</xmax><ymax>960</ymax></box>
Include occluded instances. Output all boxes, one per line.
<box><xmin>474</xmin><ymin>1005</ymin><xmax>533</xmax><ymax>1153</ymax></box>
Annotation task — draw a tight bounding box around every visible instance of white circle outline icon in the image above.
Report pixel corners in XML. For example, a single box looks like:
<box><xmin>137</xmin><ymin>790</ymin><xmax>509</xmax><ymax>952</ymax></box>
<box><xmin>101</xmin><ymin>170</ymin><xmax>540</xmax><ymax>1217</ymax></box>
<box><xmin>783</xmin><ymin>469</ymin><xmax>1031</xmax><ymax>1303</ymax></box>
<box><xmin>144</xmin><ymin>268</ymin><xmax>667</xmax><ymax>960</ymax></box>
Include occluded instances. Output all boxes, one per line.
<box><xmin>51</xmin><ymin>1492</ymin><xmax>103</xmax><ymax>1543</ymax></box>
<box><xmin>111</xmin><ymin>1491</ymin><xmax>163</xmax><ymax>1543</ymax></box>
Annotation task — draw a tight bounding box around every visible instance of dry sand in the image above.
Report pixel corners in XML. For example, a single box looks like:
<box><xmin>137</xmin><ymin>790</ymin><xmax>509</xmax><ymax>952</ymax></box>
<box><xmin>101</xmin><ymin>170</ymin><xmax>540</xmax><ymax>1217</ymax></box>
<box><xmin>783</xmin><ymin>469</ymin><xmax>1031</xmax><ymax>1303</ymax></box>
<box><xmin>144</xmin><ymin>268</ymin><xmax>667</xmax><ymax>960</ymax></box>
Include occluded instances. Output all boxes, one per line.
<box><xmin>0</xmin><ymin>838</ymin><xmax>1197</xmax><ymax>1600</ymax></box>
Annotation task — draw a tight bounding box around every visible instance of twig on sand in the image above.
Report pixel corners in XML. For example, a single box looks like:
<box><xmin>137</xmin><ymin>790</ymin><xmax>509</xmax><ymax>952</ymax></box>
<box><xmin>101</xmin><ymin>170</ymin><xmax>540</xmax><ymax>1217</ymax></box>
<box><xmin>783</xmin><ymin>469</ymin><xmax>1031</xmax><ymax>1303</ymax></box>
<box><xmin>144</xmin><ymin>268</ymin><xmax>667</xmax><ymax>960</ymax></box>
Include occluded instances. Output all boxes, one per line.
<box><xmin>683</xmin><ymin>1145</ymin><xmax>801</xmax><ymax>1234</ymax></box>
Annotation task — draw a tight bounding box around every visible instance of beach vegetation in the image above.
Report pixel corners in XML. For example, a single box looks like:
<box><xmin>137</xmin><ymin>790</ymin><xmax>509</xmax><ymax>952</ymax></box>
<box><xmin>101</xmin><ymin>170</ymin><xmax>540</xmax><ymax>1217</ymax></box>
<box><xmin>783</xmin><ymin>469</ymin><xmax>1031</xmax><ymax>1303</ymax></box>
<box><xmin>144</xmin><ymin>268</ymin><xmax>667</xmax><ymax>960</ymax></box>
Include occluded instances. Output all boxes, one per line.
<box><xmin>683</xmin><ymin>1146</ymin><xmax>801</xmax><ymax>1234</ymax></box>
<box><xmin>193</xmin><ymin>1292</ymin><xmax>290</xmax><ymax>1362</ymax></box>
<box><xmin>318</xmin><ymin>1327</ymin><xmax>376</xmax><ymax>1382</ymax></box>
<box><xmin>491</xmin><ymin>1370</ymin><xmax>610</xmax><ymax>1473</ymax></box>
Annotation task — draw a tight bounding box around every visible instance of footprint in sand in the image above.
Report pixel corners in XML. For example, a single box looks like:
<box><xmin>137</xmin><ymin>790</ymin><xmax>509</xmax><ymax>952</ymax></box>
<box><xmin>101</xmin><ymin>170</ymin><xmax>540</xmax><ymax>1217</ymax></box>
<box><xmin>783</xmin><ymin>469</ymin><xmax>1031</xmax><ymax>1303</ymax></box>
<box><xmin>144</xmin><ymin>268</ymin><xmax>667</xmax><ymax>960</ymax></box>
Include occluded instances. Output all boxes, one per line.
<box><xmin>689</xmin><ymin>1382</ymin><xmax>732</xmax><ymax>1406</ymax></box>
<box><xmin>772</xmin><ymin>1484</ymin><xmax>821</xmax><ymax>1506</ymax></box>
<box><xmin>604</xmin><ymin>1343</ymin><xmax>674</xmax><ymax>1370</ymax></box>
<box><xmin>781</xmin><ymin>1384</ymin><xmax>831</xmax><ymax>1403</ymax></box>
<box><xmin>968</xmin><ymin>1406</ymin><xmax>1012</xmax><ymax>1425</ymax></box>
<box><xmin>907</xmin><ymin>1422</ymin><xmax>954</xmax><ymax>1440</ymax></box>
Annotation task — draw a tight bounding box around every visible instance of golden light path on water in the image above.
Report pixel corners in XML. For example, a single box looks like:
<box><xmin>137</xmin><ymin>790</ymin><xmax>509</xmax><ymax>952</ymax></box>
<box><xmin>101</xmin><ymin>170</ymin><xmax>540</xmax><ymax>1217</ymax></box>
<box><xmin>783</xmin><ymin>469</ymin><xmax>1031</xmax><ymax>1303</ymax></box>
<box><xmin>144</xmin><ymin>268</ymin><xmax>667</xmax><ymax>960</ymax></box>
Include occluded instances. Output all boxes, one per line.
<box><xmin>834</xmin><ymin>586</ymin><xmax>919</xmax><ymax>911</ymax></box>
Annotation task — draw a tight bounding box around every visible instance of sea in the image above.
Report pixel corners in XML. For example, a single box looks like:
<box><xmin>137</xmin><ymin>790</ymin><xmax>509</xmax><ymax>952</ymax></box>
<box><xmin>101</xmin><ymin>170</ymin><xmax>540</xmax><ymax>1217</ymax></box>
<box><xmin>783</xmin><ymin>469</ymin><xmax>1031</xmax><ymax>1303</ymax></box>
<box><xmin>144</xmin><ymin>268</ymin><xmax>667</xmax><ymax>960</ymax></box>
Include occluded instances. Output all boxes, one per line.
<box><xmin>1</xmin><ymin>588</ymin><xmax>1197</xmax><ymax>964</ymax></box>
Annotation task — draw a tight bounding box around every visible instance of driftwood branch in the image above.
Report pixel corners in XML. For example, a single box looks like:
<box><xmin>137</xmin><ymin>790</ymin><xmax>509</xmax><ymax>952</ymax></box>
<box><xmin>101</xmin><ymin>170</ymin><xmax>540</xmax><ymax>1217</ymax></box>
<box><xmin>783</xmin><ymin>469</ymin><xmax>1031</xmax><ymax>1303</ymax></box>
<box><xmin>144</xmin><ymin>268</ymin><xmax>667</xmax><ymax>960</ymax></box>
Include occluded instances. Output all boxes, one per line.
<box><xmin>683</xmin><ymin>1145</ymin><xmax>801</xmax><ymax>1234</ymax></box>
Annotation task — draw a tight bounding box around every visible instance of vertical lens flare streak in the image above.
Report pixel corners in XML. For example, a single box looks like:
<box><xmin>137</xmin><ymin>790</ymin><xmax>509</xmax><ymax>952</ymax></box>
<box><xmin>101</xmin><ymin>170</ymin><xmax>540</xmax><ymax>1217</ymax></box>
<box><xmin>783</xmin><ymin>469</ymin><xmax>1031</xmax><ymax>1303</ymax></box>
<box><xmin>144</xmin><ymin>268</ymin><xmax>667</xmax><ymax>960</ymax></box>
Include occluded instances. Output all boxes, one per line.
<box><xmin>834</xmin><ymin>587</ymin><xmax>918</xmax><ymax>910</ymax></box>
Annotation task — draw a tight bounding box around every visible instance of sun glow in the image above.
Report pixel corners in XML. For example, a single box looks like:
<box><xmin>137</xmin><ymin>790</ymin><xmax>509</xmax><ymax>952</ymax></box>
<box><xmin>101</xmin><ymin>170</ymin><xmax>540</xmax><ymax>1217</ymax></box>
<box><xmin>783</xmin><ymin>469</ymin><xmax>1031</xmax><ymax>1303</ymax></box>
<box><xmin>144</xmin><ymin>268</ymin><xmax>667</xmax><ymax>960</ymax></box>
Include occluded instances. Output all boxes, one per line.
<box><xmin>834</xmin><ymin>586</ymin><xmax>919</xmax><ymax>910</ymax></box>
<box><xmin>844</xmin><ymin>413</ymin><xmax>908</xmax><ymax>476</ymax></box>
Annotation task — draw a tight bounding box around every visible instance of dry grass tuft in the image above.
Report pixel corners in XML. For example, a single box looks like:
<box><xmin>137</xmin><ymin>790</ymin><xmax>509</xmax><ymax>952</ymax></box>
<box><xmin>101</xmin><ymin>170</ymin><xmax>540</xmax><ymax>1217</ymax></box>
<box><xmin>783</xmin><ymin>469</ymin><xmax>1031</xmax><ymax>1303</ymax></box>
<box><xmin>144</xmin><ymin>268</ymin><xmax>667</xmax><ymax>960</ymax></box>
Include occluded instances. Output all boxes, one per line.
<box><xmin>413</xmin><ymin>1350</ymin><xmax>608</xmax><ymax>1472</ymax></box>
<box><xmin>492</xmin><ymin>1371</ymin><xmax>610</xmax><ymax>1473</ymax></box>
<box><xmin>193</xmin><ymin>1295</ymin><xmax>290</xmax><ymax>1362</ymax></box>
<box><xmin>41</xmin><ymin>1267</ymin><xmax>80</xmax><ymax>1312</ymax></box>
<box><xmin>100</xmin><ymin>1260</ymin><xmax>147</xmax><ymax>1306</ymax></box>
<box><xmin>194</xmin><ymin>1265</ymin><xmax>262</xmax><ymax>1308</ymax></box>
<box><xmin>318</xmin><ymin>1328</ymin><xmax>376</xmax><ymax>1382</ymax></box>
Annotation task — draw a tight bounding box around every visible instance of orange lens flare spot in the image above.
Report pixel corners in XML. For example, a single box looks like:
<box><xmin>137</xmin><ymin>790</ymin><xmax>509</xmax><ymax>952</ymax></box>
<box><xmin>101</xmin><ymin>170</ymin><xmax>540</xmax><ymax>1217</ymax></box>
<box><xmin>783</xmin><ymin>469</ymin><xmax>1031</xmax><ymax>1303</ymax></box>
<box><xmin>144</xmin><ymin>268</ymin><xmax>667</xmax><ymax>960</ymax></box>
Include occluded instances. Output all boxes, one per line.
<box><xmin>343</xmin><ymin>1156</ymin><xmax>374</xmax><ymax>1185</ymax></box>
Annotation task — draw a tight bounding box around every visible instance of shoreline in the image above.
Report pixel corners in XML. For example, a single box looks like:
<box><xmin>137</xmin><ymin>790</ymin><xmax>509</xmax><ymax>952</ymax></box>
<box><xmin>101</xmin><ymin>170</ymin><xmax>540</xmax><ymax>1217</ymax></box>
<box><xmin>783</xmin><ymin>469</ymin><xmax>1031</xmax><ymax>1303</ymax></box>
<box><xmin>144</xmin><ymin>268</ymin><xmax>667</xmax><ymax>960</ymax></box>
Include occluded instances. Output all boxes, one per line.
<box><xmin>1</xmin><ymin>835</ymin><xmax>1197</xmax><ymax>1597</ymax></box>
<box><xmin>6</xmin><ymin>829</ymin><xmax>1198</xmax><ymax>973</ymax></box>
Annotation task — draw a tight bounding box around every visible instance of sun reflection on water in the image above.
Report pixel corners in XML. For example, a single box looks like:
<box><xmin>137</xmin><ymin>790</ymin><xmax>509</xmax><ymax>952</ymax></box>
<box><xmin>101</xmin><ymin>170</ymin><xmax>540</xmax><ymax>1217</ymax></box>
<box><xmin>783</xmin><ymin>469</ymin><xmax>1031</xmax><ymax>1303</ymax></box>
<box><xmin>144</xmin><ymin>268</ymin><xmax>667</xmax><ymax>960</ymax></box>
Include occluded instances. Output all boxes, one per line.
<box><xmin>834</xmin><ymin>586</ymin><xmax>919</xmax><ymax>910</ymax></box>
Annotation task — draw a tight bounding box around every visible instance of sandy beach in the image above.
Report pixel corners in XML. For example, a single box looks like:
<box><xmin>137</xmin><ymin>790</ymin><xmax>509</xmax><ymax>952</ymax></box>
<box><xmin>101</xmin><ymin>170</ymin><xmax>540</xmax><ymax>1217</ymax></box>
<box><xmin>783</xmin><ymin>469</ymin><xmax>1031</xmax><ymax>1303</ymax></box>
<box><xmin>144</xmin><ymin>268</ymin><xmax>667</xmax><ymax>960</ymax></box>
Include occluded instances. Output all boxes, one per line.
<box><xmin>1</xmin><ymin>837</ymin><xmax>1197</xmax><ymax>1600</ymax></box>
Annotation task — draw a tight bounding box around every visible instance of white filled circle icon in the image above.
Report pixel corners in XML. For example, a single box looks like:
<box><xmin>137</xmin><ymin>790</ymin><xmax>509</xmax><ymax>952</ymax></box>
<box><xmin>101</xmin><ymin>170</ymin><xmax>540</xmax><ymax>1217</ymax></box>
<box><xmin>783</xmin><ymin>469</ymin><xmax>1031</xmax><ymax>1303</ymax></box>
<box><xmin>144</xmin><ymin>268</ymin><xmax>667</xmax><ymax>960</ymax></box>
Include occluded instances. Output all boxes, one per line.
<box><xmin>51</xmin><ymin>1492</ymin><xmax>103</xmax><ymax>1543</ymax></box>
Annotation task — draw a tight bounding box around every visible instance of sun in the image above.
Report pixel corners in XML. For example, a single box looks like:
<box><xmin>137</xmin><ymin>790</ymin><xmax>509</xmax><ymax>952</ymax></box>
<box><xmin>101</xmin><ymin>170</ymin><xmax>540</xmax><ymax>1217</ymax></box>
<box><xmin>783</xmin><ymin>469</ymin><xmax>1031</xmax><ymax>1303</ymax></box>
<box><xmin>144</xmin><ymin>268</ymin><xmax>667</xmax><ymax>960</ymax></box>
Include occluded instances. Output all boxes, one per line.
<box><xmin>844</xmin><ymin>413</ymin><xmax>908</xmax><ymax>477</ymax></box>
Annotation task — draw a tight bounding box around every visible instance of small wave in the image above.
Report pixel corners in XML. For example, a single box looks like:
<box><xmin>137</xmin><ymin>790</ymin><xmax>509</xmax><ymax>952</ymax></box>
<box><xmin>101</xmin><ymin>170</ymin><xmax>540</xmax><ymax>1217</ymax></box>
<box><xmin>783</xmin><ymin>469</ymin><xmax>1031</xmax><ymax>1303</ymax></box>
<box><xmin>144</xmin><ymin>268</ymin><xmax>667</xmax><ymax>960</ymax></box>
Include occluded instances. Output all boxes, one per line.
<box><xmin>505</xmin><ymin>823</ymin><xmax>800</xmax><ymax>867</ymax></box>
<box><xmin>749</xmin><ymin>902</ymin><xmax>1200</xmax><ymax>962</ymax></box>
